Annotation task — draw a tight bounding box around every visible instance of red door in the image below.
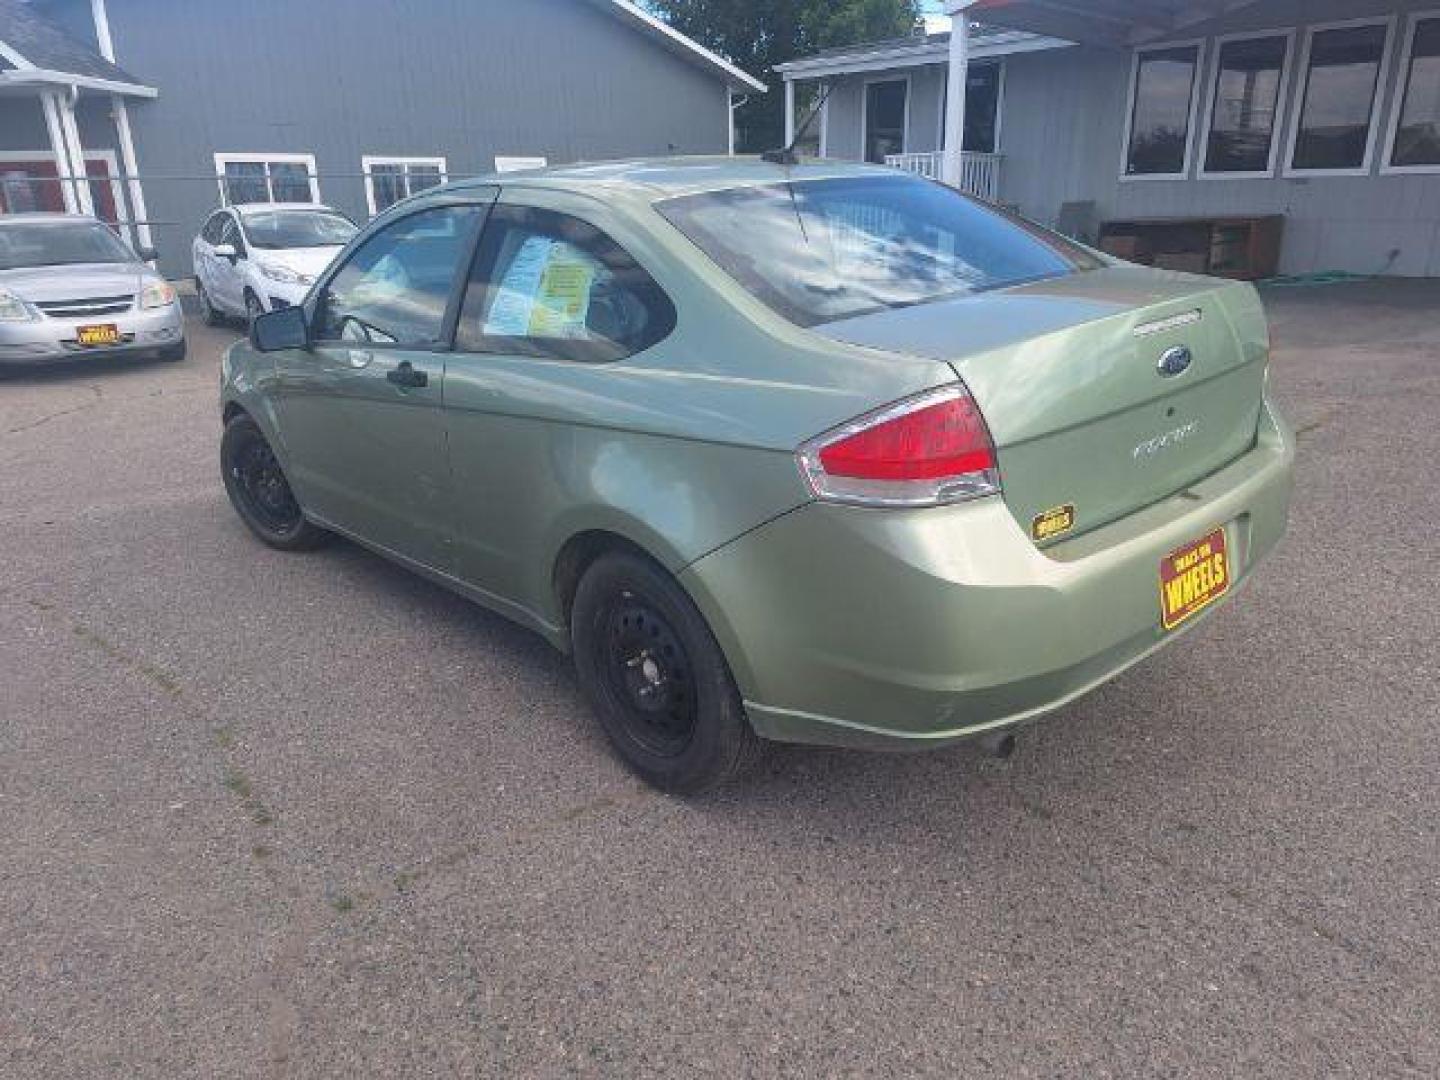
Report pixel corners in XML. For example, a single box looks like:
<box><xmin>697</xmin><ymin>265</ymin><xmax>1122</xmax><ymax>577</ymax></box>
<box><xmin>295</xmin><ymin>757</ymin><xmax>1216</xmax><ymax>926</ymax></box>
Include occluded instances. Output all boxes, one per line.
<box><xmin>0</xmin><ymin>158</ymin><xmax>119</xmax><ymax>224</ymax></box>
<box><xmin>0</xmin><ymin>160</ymin><xmax>65</xmax><ymax>214</ymax></box>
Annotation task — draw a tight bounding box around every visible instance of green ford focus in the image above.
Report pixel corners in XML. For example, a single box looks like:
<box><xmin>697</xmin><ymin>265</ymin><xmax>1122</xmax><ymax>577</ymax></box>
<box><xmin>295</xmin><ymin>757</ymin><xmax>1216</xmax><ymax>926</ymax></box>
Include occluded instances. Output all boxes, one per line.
<box><xmin>221</xmin><ymin>158</ymin><xmax>1293</xmax><ymax>792</ymax></box>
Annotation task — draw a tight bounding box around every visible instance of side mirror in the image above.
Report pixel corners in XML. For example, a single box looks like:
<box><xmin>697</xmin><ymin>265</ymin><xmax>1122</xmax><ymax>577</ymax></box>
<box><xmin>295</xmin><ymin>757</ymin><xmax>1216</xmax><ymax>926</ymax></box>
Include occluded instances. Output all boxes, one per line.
<box><xmin>136</xmin><ymin>245</ymin><xmax>158</xmax><ymax>262</ymax></box>
<box><xmin>251</xmin><ymin>305</ymin><xmax>310</xmax><ymax>352</ymax></box>
<box><xmin>212</xmin><ymin>243</ymin><xmax>238</xmax><ymax>262</ymax></box>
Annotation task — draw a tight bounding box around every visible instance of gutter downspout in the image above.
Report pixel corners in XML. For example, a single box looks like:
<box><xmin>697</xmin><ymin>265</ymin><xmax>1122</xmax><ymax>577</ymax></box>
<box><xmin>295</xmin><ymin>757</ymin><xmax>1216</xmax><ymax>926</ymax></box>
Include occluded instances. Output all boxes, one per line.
<box><xmin>728</xmin><ymin>91</ymin><xmax>749</xmax><ymax>155</ymax></box>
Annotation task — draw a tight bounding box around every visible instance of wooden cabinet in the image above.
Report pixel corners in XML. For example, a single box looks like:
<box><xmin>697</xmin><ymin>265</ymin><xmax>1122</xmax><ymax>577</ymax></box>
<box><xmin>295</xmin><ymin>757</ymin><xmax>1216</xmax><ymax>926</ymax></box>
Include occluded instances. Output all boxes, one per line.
<box><xmin>1098</xmin><ymin>216</ymin><xmax>1284</xmax><ymax>281</ymax></box>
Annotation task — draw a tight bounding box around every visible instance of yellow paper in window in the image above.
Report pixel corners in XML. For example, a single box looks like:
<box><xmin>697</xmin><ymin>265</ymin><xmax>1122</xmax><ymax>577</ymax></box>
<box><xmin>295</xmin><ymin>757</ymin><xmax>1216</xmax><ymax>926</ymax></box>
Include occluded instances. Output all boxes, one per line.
<box><xmin>528</xmin><ymin>254</ymin><xmax>596</xmax><ymax>338</ymax></box>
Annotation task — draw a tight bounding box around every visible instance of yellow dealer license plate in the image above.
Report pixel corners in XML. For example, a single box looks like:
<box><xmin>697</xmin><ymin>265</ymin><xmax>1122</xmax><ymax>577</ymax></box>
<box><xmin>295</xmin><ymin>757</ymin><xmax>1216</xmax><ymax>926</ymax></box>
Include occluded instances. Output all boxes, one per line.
<box><xmin>1159</xmin><ymin>527</ymin><xmax>1230</xmax><ymax>631</ymax></box>
<box><xmin>76</xmin><ymin>323</ymin><xmax>121</xmax><ymax>347</ymax></box>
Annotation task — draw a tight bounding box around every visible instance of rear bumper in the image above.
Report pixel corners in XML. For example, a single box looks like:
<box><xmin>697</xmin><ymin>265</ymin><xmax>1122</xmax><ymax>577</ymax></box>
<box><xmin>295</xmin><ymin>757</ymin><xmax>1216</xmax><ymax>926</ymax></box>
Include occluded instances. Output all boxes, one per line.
<box><xmin>681</xmin><ymin>400</ymin><xmax>1294</xmax><ymax>750</ymax></box>
<box><xmin>0</xmin><ymin>303</ymin><xmax>185</xmax><ymax>365</ymax></box>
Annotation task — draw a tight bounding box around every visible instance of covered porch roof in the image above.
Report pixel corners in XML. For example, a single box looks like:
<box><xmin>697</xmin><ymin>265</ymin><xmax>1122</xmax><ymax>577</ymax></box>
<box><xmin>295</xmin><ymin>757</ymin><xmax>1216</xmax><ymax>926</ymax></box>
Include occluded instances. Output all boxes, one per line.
<box><xmin>0</xmin><ymin>0</ymin><xmax>155</xmax><ymax>97</ymax></box>
<box><xmin>774</xmin><ymin>25</ymin><xmax>1070</xmax><ymax>81</ymax></box>
<box><xmin>966</xmin><ymin>0</ymin><xmax>1273</xmax><ymax>49</ymax></box>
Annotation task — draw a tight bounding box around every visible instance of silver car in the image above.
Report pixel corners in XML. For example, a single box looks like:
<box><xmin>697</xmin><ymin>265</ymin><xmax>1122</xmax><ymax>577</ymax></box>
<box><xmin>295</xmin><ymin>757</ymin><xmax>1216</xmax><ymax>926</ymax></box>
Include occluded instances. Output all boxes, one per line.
<box><xmin>0</xmin><ymin>214</ymin><xmax>186</xmax><ymax>367</ymax></box>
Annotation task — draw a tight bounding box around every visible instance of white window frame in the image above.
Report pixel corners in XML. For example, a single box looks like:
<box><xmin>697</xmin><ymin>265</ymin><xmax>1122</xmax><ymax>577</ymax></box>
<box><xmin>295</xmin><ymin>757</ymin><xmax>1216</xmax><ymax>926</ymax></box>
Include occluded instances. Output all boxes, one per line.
<box><xmin>1197</xmin><ymin>29</ymin><xmax>1297</xmax><ymax>179</ymax></box>
<box><xmin>361</xmin><ymin>155</ymin><xmax>448</xmax><ymax>216</ymax></box>
<box><xmin>1283</xmin><ymin>16</ymin><xmax>1398</xmax><ymax>179</ymax></box>
<box><xmin>861</xmin><ymin>73</ymin><xmax>912</xmax><ymax>163</ymax></box>
<box><xmin>213</xmin><ymin>152</ymin><xmax>320</xmax><ymax>205</ymax></box>
<box><xmin>1381</xmin><ymin>10</ymin><xmax>1440</xmax><ymax>176</ymax></box>
<box><xmin>1120</xmin><ymin>39</ymin><xmax>1207</xmax><ymax>182</ymax></box>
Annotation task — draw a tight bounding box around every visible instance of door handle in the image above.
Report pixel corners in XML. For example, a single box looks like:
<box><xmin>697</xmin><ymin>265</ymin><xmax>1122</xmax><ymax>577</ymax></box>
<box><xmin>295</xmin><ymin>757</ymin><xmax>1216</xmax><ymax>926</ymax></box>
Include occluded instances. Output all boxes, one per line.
<box><xmin>386</xmin><ymin>361</ymin><xmax>429</xmax><ymax>389</ymax></box>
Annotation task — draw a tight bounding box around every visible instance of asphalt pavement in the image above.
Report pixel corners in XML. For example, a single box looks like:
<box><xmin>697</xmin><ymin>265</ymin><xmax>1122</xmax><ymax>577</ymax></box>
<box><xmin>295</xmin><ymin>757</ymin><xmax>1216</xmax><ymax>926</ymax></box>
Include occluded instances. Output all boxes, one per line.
<box><xmin>1</xmin><ymin>282</ymin><xmax>1437</xmax><ymax>1077</ymax></box>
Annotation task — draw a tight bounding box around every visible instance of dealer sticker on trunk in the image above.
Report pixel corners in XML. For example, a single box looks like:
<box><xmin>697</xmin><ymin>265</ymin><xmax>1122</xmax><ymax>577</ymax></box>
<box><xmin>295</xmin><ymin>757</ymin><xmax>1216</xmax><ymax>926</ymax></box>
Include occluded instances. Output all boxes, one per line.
<box><xmin>1032</xmin><ymin>504</ymin><xmax>1076</xmax><ymax>542</ymax></box>
<box><xmin>1160</xmin><ymin>527</ymin><xmax>1231</xmax><ymax>631</ymax></box>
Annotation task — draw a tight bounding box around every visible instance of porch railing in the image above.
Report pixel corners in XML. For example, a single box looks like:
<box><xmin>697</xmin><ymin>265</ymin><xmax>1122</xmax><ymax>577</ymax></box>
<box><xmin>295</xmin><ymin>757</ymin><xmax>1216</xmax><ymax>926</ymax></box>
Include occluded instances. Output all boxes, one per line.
<box><xmin>884</xmin><ymin>151</ymin><xmax>1003</xmax><ymax>202</ymax></box>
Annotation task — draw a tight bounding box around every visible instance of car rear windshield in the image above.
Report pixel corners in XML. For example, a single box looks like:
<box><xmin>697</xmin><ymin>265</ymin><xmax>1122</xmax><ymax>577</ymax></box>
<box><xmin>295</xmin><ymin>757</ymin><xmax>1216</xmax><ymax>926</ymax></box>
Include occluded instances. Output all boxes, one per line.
<box><xmin>657</xmin><ymin>175</ymin><xmax>1102</xmax><ymax>328</ymax></box>
<box><xmin>0</xmin><ymin>221</ymin><xmax>136</xmax><ymax>270</ymax></box>
<box><xmin>243</xmin><ymin>210</ymin><xmax>357</xmax><ymax>250</ymax></box>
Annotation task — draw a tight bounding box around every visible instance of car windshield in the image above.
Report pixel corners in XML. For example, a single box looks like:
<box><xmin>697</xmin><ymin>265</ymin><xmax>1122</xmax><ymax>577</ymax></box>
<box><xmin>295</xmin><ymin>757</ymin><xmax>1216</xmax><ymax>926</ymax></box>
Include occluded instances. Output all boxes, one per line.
<box><xmin>242</xmin><ymin>210</ymin><xmax>357</xmax><ymax>250</ymax></box>
<box><xmin>657</xmin><ymin>175</ymin><xmax>1102</xmax><ymax>327</ymax></box>
<box><xmin>0</xmin><ymin>221</ymin><xmax>137</xmax><ymax>271</ymax></box>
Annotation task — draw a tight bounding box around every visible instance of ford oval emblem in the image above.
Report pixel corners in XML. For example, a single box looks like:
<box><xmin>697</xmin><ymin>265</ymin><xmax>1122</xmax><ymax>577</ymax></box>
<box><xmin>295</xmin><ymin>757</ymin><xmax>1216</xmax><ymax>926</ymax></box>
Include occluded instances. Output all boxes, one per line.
<box><xmin>1158</xmin><ymin>345</ymin><xmax>1193</xmax><ymax>378</ymax></box>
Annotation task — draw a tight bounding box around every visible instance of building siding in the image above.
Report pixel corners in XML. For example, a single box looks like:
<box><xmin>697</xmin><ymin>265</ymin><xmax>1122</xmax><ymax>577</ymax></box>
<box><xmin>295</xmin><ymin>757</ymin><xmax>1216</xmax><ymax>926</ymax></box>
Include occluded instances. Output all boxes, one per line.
<box><xmin>98</xmin><ymin>0</ymin><xmax>733</xmax><ymax>272</ymax></box>
<box><xmin>815</xmin><ymin>0</ymin><xmax>1440</xmax><ymax>276</ymax></box>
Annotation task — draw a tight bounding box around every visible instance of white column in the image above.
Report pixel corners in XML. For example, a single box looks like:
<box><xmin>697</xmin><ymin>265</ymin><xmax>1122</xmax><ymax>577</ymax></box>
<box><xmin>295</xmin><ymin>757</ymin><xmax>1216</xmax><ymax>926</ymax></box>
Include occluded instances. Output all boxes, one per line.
<box><xmin>784</xmin><ymin>78</ymin><xmax>796</xmax><ymax>146</ymax></box>
<box><xmin>111</xmin><ymin>98</ymin><xmax>151</xmax><ymax>248</ymax></box>
<box><xmin>40</xmin><ymin>93</ymin><xmax>79</xmax><ymax>214</ymax></box>
<box><xmin>91</xmin><ymin>0</ymin><xmax>151</xmax><ymax>247</ymax></box>
<box><xmin>55</xmin><ymin>91</ymin><xmax>96</xmax><ymax>216</ymax></box>
<box><xmin>942</xmin><ymin>1</ymin><xmax>978</xmax><ymax>188</ymax></box>
<box><xmin>727</xmin><ymin>89</ymin><xmax>735</xmax><ymax>155</ymax></box>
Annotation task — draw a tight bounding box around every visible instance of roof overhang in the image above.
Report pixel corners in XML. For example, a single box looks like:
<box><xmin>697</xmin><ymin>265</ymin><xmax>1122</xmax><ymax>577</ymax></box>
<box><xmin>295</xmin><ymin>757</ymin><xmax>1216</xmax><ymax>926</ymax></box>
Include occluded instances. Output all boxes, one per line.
<box><xmin>0</xmin><ymin>67</ymin><xmax>156</xmax><ymax>97</ymax></box>
<box><xmin>968</xmin><ymin>0</ymin><xmax>1272</xmax><ymax>49</ymax></box>
<box><xmin>775</xmin><ymin>29</ymin><xmax>1071</xmax><ymax>81</ymax></box>
<box><xmin>590</xmin><ymin>0</ymin><xmax>766</xmax><ymax>93</ymax></box>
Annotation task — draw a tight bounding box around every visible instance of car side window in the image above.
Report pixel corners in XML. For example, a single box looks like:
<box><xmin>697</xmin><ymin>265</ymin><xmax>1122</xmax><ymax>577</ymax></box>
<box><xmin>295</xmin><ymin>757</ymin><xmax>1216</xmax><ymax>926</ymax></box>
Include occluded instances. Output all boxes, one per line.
<box><xmin>456</xmin><ymin>204</ymin><xmax>675</xmax><ymax>363</ymax></box>
<box><xmin>220</xmin><ymin>216</ymin><xmax>246</xmax><ymax>257</ymax></box>
<box><xmin>313</xmin><ymin>204</ymin><xmax>481</xmax><ymax>347</ymax></box>
<box><xmin>201</xmin><ymin>213</ymin><xmax>226</xmax><ymax>244</ymax></box>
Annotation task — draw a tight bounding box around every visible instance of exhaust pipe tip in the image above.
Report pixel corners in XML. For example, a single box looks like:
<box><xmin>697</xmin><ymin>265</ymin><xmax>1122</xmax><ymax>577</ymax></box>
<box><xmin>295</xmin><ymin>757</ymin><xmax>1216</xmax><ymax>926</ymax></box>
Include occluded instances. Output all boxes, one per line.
<box><xmin>978</xmin><ymin>730</ymin><xmax>1017</xmax><ymax>760</ymax></box>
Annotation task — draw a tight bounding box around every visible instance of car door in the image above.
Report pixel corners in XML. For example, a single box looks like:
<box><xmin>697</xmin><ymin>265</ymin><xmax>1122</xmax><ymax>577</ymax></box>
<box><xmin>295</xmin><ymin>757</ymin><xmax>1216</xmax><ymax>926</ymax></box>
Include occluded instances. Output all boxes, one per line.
<box><xmin>193</xmin><ymin>211</ymin><xmax>225</xmax><ymax>294</ymax></box>
<box><xmin>267</xmin><ymin>198</ymin><xmax>491</xmax><ymax>571</ymax></box>
<box><xmin>212</xmin><ymin>213</ymin><xmax>247</xmax><ymax>314</ymax></box>
<box><xmin>441</xmin><ymin>200</ymin><xmax>679</xmax><ymax>610</ymax></box>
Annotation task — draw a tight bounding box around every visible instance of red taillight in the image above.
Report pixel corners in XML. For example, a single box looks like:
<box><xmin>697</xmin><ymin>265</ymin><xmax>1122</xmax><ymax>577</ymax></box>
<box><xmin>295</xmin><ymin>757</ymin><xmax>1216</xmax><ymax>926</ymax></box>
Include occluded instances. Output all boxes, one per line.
<box><xmin>799</xmin><ymin>385</ymin><xmax>1001</xmax><ymax>507</ymax></box>
<box><xmin>818</xmin><ymin>395</ymin><xmax>995</xmax><ymax>481</ymax></box>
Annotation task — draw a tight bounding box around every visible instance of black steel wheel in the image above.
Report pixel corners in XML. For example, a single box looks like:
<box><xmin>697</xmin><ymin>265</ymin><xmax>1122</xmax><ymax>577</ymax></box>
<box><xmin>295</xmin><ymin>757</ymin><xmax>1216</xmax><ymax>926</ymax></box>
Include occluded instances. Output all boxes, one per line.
<box><xmin>245</xmin><ymin>291</ymin><xmax>265</xmax><ymax>334</ymax></box>
<box><xmin>220</xmin><ymin>413</ymin><xmax>329</xmax><ymax>551</ymax></box>
<box><xmin>572</xmin><ymin>550</ymin><xmax>761</xmax><ymax>793</ymax></box>
<box><xmin>601</xmin><ymin>595</ymin><xmax>698</xmax><ymax>758</ymax></box>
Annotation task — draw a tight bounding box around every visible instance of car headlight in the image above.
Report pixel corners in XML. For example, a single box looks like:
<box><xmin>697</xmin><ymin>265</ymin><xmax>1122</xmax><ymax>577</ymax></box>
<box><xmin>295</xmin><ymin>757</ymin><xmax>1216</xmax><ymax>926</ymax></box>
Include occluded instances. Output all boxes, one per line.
<box><xmin>257</xmin><ymin>260</ymin><xmax>310</xmax><ymax>285</ymax></box>
<box><xmin>139</xmin><ymin>281</ymin><xmax>177</xmax><ymax>309</ymax></box>
<box><xmin>0</xmin><ymin>287</ymin><xmax>36</xmax><ymax>322</ymax></box>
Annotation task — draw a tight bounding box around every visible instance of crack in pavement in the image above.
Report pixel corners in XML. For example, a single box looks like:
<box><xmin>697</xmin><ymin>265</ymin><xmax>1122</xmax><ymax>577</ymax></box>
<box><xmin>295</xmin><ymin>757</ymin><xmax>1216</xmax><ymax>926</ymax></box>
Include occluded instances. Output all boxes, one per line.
<box><xmin>17</xmin><ymin>594</ymin><xmax>311</xmax><ymax>1067</ymax></box>
<box><xmin>3</xmin><ymin>385</ymin><xmax>104</xmax><ymax>436</ymax></box>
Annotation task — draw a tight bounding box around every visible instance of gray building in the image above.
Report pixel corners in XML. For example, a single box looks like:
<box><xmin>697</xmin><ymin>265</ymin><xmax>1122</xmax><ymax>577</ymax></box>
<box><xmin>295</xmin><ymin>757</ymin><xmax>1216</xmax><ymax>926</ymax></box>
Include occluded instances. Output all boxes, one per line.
<box><xmin>778</xmin><ymin>0</ymin><xmax>1440</xmax><ymax>277</ymax></box>
<box><xmin>0</xmin><ymin>0</ymin><xmax>763</xmax><ymax>274</ymax></box>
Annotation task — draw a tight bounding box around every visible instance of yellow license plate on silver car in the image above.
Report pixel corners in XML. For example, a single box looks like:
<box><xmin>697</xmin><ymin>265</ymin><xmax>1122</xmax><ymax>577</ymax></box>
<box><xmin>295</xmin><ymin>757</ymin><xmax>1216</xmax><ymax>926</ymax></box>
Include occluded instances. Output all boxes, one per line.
<box><xmin>75</xmin><ymin>324</ymin><xmax>121</xmax><ymax>347</ymax></box>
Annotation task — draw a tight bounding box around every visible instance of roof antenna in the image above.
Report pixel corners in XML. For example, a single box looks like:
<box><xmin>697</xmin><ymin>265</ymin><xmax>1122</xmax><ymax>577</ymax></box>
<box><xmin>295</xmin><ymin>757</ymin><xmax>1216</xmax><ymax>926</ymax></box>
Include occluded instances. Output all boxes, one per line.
<box><xmin>762</xmin><ymin>82</ymin><xmax>833</xmax><ymax>166</ymax></box>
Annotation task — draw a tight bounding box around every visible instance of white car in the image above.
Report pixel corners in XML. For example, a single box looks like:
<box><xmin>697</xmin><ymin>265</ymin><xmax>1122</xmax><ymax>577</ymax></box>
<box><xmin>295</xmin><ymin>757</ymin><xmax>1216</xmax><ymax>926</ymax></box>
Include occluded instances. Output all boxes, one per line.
<box><xmin>192</xmin><ymin>203</ymin><xmax>357</xmax><ymax>327</ymax></box>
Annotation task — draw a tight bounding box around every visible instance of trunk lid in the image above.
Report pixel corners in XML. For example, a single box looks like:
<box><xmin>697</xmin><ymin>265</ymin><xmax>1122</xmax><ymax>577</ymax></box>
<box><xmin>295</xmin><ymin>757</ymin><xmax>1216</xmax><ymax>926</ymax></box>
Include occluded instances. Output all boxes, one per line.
<box><xmin>814</xmin><ymin>266</ymin><xmax>1269</xmax><ymax>541</ymax></box>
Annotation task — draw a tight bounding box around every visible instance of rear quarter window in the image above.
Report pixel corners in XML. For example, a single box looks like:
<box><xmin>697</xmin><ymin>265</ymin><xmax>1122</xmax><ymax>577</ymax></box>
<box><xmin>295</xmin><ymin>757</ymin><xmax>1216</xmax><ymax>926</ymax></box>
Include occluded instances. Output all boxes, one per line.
<box><xmin>456</xmin><ymin>204</ymin><xmax>675</xmax><ymax>364</ymax></box>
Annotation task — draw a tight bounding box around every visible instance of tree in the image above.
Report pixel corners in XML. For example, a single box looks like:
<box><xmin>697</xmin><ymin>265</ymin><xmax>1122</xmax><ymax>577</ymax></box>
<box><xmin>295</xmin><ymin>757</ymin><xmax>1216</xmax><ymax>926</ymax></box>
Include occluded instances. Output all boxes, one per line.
<box><xmin>647</xmin><ymin>0</ymin><xmax>921</xmax><ymax>152</ymax></box>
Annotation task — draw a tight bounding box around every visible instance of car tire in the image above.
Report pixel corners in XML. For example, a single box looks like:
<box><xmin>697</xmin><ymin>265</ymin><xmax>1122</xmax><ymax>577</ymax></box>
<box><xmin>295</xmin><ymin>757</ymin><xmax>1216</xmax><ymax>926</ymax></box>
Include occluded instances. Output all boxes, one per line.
<box><xmin>245</xmin><ymin>291</ymin><xmax>265</xmax><ymax>333</ymax></box>
<box><xmin>196</xmin><ymin>279</ymin><xmax>224</xmax><ymax>326</ymax></box>
<box><xmin>571</xmin><ymin>550</ymin><xmax>761</xmax><ymax>794</ymax></box>
<box><xmin>220</xmin><ymin>413</ymin><xmax>330</xmax><ymax>551</ymax></box>
<box><xmin>158</xmin><ymin>340</ymin><xmax>187</xmax><ymax>363</ymax></box>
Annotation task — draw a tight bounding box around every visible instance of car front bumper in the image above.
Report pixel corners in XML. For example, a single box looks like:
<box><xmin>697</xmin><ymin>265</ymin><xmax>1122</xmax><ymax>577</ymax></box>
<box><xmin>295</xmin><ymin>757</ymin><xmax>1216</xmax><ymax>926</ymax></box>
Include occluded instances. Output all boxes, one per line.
<box><xmin>256</xmin><ymin>278</ymin><xmax>311</xmax><ymax>311</ymax></box>
<box><xmin>0</xmin><ymin>301</ymin><xmax>185</xmax><ymax>365</ymax></box>
<box><xmin>681</xmin><ymin>400</ymin><xmax>1295</xmax><ymax>751</ymax></box>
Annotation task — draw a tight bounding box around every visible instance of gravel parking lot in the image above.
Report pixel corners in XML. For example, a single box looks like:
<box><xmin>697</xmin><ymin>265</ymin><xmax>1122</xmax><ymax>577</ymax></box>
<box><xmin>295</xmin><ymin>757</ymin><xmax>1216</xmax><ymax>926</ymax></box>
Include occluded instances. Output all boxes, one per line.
<box><xmin>2</xmin><ymin>282</ymin><xmax>1438</xmax><ymax>1078</ymax></box>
